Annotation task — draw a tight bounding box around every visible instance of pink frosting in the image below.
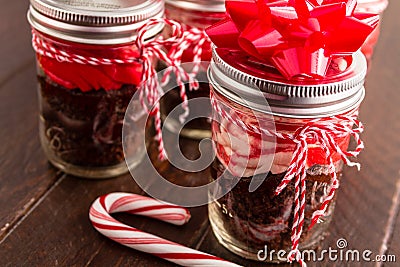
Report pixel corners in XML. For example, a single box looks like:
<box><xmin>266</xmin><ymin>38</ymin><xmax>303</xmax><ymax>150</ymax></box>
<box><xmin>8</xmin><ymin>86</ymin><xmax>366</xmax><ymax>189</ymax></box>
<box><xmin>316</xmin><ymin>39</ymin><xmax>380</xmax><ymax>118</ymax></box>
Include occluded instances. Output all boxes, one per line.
<box><xmin>213</xmin><ymin>110</ymin><xmax>353</xmax><ymax>177</ymax></box>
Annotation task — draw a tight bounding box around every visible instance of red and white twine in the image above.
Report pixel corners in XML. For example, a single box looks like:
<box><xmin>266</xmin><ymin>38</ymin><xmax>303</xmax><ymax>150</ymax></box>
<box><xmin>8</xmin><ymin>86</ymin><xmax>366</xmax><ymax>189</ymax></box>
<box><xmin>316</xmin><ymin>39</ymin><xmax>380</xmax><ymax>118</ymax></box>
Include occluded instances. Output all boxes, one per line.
<box><xmin>161</xmin><ymin>27</ymin><xmax>209</xmax><ymax>123</ymax></box>
<box><xmin>135</xmin><ymin>18</ymin><xmax>188</xmax><ymax>160</ymax></box>
<box><xmin>89</xmin><ymin>193</ymin><xmax>241</xmax><ymax>267</ymax></box>
<box><xmin>135</xmin><ymin>19</ymin><xmax>210</xmax><ymax>158</ymax></box>
<box><xmin>32</xmin><ymin>32</ymin><xmax>141</xmax><ymax>66</ymax></box>
<box><xmin>210</xmin><ymin>91</ymin><xmax>364</xmax><ymax>266</ymax></box>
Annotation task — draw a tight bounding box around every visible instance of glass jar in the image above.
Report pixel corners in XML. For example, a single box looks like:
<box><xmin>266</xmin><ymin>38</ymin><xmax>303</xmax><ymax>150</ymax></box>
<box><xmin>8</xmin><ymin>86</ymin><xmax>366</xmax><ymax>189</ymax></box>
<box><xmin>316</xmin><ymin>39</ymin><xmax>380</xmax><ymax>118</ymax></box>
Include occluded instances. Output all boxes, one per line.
<box><xmin>160</xmin><ymin>0</ymin><xmax>226</xmax><ymax>139</ymax></box>
<box><xmin>207</xmin><ymin>48</ymin><xmax>367</xmax><ymax>262</ymax></box>
<box><xmin>28</xmin><ymin>0</ymin><xmax>164</xmax><ymax>178</ymax></box>
<box><xmin>357</xmin><ymin>0</ymin><xmax>388</xmax><ymax>67</ymax></box>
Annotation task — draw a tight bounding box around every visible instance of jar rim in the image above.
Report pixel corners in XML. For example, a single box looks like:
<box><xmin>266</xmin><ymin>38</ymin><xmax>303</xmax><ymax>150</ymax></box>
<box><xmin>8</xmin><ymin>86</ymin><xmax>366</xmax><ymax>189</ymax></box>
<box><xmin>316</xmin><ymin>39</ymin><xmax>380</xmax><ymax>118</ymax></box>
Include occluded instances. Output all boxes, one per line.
<box><xmin>165</xmin><ymin>0</ymin><xmax>225</xmax><ymax>13</ymax></box>
<box><xmin>28</xmin><ymin>0</ymin><xmax>164</xmax><ymax>44</ymax></box>
<box><xmin>208</xmin><ymin>47</ymin><xmax>367</xmax><ymax>118</ymax></box>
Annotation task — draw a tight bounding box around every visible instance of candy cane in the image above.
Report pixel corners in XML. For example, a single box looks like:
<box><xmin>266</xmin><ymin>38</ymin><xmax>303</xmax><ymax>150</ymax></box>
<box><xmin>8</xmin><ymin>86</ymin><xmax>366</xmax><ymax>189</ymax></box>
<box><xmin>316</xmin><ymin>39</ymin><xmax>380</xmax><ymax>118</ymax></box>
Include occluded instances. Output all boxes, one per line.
<box><xmin>89</xmin><ymin>193</ymin><xmax>241</xmax><ymax>267</ymax></box>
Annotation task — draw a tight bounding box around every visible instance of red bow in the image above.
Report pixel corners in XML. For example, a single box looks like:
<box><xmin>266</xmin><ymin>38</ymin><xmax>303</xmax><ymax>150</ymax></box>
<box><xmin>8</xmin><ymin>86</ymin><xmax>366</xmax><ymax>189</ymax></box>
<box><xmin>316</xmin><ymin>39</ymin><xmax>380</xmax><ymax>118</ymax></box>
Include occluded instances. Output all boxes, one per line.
<box><xmin>206</xmin><ymin>0</ymin><xmax>379</xmax><ymax>79</ymax></box>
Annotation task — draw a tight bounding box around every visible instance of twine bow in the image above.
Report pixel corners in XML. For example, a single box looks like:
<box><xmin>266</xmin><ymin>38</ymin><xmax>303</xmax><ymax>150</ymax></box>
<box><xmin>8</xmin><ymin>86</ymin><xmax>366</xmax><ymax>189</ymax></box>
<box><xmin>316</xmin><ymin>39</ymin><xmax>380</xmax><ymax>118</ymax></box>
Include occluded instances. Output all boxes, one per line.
<box><xmin>160</xmin><ymin>27</ymin><xmax>210</xmax><ymax>124</ymax></box>
<box><xmin>135</xmin><ymin>18</ymin><xmax>188</xmax><ymax>160</ymax></box>
<box><xmin>136</xmin><ymin>19</ymin><xmax>212</xmax><ymax>159</ymax></box>
<box><xmin>274</xmin><ymin>115</ymin><xmax>364</xmax><ymax>265</ymax></box>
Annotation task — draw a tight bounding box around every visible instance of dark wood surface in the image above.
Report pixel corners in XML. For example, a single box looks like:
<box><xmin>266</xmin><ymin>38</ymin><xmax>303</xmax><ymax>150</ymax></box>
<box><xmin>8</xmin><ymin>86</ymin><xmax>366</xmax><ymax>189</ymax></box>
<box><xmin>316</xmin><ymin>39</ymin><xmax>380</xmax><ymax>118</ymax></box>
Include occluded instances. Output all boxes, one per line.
<box><xmin>0</xmin><ymin>1</ymin><xmax>399</xmax><ymax>266</ymax></box>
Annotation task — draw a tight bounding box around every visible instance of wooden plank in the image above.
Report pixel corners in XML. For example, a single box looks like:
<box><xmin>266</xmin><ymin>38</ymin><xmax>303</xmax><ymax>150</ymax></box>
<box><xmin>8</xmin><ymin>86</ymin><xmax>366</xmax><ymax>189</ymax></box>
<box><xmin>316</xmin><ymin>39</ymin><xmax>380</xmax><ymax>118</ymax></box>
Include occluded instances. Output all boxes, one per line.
<box><xmin>0</xmin><ymin>174</ymin><xmax>136</xmax><ymax>266</ymax></box>
<box><xmin>388</xmin><ymin>218</ymin><xmax>400</xmax><ymax>264</ymax></box>
<box><xmin>1</xmin><ymin>1</ymin><xmax>400</xmax><ymax>267</ymax></box>
<box><xmin>0</xmin><ymin>0</ymin><xmax>60</xmax><ymax>240</ymax></box>
<box><xmin>0</xmin><ymin>181</ymin><xmax>208</xmax><ymax>267</ymax></box>
<box><xmin>0</xmin><ymin>64</ymin><xmax>61</xmax><ymax>239</ymax></box>
<box><xmin>0</xmin><ymin>136</ymin><xmax>211</xmax><ymax>266</ymax></box>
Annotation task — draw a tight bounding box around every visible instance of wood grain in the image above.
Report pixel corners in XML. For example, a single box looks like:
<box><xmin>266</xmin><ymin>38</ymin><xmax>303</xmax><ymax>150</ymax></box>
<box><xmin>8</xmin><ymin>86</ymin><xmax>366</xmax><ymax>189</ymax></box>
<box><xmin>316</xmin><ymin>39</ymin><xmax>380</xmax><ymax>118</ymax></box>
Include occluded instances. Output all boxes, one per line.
<box><xmin>0</xmin><ymin>62</ymin><xmax>62</xmax><ymax>239</ymax></box>
<box><xmin>0</xmin><ymin>173</ymin><xmax>209</xmax><ymax>267</ymax></box>
<box><xmin>0</xmin><ymin>136</ymin><xmax>211</xmax><ymax>267</ymax></box>
<box><xmin>384</xmin><ymin>178</ymin><xmax>400</xmax><ymax>265</ymax></box>
<box><xmin>0</xmin><ymin>0</ymin><xmax>399</xmax><ymax>266</ymax></box>
<box><xmin>0</xmin><ymin>174</ymin><xmax>138</xmax><ymax>266</ymax></box>
<box><xmin>0</xmin><ymin>0</ymin><xmax>62</xmax><ymax>240</ymax></box>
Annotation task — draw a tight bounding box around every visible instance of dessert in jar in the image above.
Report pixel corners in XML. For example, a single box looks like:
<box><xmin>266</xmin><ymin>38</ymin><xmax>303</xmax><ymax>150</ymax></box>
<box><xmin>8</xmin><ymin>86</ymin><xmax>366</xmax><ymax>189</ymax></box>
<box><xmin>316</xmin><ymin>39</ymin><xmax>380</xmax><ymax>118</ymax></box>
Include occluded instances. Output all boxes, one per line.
<box><xmin>160</xmin><ymin>0</ymin><xmax>226</xmax><ymax>139</ymax></box>
<box><xmin>356</xmin><ymin>0</ymin><xmax>389</xmax><ymax>67</ymax></box>
<box><xmin>27</xmin><ymin>0</ymin><xmax>164</xmax><ymax>178</ymax></box>
<box><xmin>206</xmin><ymin>0</ymin><xmax>378</xmax><ymax>264</ymax></box>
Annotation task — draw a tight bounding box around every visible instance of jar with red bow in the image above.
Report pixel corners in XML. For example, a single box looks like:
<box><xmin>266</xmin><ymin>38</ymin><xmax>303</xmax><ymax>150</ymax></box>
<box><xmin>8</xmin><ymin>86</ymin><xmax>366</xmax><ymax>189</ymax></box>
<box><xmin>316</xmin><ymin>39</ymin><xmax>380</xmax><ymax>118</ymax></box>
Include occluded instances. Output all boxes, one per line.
<box><xmin>160</xmin><ymin>0</ymin><xmax>226</xmax><ymax>139</ymax></box>
<box><xmin>206</xmin><ymin>0</ymin><xmax>378</xmax><ymax>264</ymax></box>
<box><xmin>28</xmin><ymin>0</ymin><xmax>164</xmax><ymax>178</ymax></box>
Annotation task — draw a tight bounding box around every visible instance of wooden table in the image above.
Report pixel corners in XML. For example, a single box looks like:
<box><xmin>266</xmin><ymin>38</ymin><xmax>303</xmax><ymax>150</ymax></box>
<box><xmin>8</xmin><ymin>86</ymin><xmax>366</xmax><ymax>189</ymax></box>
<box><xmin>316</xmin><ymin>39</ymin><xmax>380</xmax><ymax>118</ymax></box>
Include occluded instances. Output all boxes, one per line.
<box><xmin>1</xmin><ymin>1</ymin><xmax>399</xmax><ymax>266</ymax></box>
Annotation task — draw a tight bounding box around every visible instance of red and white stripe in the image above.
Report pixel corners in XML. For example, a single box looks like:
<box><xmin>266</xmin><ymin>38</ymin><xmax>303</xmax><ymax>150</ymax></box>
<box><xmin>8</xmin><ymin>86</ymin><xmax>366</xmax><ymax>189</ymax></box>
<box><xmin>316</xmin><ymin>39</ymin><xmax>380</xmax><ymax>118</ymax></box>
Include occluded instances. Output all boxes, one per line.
<box><xmin>210</xmin><ymin>91</ymin><xmax>364</xmax><ymax>266</ymax></box>
<box><xmin>89</xmin><ymin>193</ymin><xmax>241</xmax><ymax>267</ymax></box>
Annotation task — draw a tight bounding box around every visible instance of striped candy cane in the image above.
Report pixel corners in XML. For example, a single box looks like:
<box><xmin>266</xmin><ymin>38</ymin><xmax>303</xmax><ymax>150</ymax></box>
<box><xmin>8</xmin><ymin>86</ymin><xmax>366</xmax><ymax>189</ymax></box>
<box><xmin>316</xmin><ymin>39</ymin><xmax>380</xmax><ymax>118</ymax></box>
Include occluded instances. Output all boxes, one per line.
<box><xmin>89</xmin><ymin>193</ymin><xmax>241</xmax><ymax>267</ymax></box>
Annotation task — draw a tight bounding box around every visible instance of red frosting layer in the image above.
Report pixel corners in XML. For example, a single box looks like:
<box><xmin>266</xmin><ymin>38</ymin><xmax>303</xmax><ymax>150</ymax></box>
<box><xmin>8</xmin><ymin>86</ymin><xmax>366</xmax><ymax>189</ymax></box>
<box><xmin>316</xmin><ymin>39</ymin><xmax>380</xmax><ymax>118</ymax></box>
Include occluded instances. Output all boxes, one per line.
<box><xmin>37</xmin><ymin>39</ymin><xmax>143</xmax><ymax>92</ymax></box>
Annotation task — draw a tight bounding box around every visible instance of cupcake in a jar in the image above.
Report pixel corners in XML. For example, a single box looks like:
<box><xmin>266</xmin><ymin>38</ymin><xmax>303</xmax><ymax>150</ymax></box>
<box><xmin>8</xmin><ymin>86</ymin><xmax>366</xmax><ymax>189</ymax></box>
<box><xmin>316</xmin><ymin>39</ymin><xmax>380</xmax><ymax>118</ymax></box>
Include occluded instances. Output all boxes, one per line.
<box><xmin>28</xmin><ymin>0</ymin><xmax>164</xmax><ymax>178</ymax></box>
<box><xmin>206</xmin><ymin>0</ymin><xmax>378</xmax><ymax>264</ymax></box>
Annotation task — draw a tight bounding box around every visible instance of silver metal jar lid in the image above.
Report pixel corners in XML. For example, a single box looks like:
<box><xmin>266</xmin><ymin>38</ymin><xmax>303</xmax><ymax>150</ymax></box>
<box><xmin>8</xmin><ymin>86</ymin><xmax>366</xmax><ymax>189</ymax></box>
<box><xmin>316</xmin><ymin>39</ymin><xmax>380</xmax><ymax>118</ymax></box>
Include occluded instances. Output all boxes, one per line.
<box><xmin>28</xmin><ymin>0</ymin><xmax>165</xmax><ymax>44</ymax></box>
<box><xmin>208</xmin><ymin>47</ymin><xmax>367</xmax><ymax>118</ymax></box>
<box><xmin>165</xmin><ymin>0</ymin><xmax>225</xmax><ymax>13</ymax></box>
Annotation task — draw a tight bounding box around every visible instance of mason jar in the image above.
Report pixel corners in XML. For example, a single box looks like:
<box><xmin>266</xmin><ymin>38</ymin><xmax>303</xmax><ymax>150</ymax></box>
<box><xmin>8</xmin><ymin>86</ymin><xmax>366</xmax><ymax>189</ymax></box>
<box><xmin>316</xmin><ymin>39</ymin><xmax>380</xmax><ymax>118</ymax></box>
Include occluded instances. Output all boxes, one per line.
<box><xmin>207</xmin><ymin>48</ymin><xmax>367</xmax><ymax>262</ymax></box>
<box><xmin>27</xmin><ymin>0</ymin><xmax>164</xmax><ymax>178</ymax></box>
<box><xmin>357</xmin><ymin>0</ymin><xmax>388</xmax><ymax>67</ymax></box>
<box><xmin>160</xmin><ymin>0</ymin><xmax>226</xmax><ymax>139</ymax></box>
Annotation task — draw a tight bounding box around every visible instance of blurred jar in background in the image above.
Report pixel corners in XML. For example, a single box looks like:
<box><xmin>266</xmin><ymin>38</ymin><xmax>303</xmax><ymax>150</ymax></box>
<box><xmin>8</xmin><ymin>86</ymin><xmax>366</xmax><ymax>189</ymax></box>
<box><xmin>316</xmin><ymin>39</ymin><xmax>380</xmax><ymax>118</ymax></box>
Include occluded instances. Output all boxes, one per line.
<box><xmin>160</xmin><ymin>0</ymin><xmax>226</xmax><ymax>139</ymax></box>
